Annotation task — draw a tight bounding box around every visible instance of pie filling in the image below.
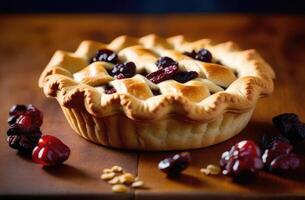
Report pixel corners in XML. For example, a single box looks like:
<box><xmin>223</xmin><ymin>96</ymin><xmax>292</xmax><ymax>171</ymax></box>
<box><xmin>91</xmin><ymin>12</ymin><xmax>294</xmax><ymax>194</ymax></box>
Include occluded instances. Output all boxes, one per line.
<box><xmin>73</xmin><ymin>47</ymin><xmax>238</xmax><ymax>99</ymax></box>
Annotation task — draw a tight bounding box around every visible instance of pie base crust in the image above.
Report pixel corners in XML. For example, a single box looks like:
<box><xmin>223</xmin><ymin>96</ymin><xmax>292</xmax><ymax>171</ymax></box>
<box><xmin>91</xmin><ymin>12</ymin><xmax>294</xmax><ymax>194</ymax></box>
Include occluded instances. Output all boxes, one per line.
<box><xmin>61</xmin><ymin>105</ymin><xmax>254</xmax><ymax>150</ymax></box>
<box><xmin>39</xmin><ymin>34</ymin><xmax>274</xmax><ymax>150</ymax></box>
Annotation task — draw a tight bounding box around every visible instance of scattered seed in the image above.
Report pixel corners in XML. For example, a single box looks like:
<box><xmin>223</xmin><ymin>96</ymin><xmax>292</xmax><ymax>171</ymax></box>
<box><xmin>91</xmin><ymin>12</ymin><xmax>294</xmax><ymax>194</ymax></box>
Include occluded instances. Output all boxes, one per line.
<box><xmin>108</xmin><ymin>176</ymin><xmax>121</xmax><ymax>185</ymax></box>
<box><xmin>112</xmin><ymin>184</ymin><xmax>128</xmax><ymax>193</ymax></box>
<box><xmin>207</xmin><ymin>165</ymin><xmax>221</xmax><ymax>174</ymax></box>
<box><xmin>103</xmin><ymin>168</ymin><xmax>112</xmax><ymax>173</ymax></box>
<box><xmin>119</xmin><ymin>173</ymin><xmax>135</xmax><ymax>184</ymax></box>
<box><xmin>101</xmin><ymin>172</ymin><xmax>116</xmax><ymax>180</ymax></box>
<box><xmin>200</xmin><ymin>164</ymin><xmax>221</xmax><ymax>175</ymax></box>
<box><xmin>131</xmin><ymin>180</ymin><xmax>144</xmax><ymax>188</ymax></box>
<box><xmin>111</xmin><ymin>165</ymin><xmax>123</xmax><ymax>172</ymax></box>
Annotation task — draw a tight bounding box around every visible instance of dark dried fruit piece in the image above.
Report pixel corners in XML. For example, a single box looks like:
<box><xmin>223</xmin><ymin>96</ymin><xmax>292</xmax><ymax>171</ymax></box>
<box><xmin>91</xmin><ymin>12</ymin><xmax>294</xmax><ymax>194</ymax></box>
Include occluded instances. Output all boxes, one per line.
<box><xmin>111</xmin><ymin>62</ymin><xmax>136</xmax><ymax>79</ymax></box>
<box><xmin>9</xmin><ymin>104</ymin><xmax>27</xmax><ymax>116</ymax></box>
<box><xmin>261</xmin><ymin>134</ymin><xmax>300</xmax><ymax>172</ymax></box>
<box><xmin>220</xmin><ymin>140</ymin><xmax>263</xmax><ymax>181</ymax></box>
<box><xmin>158</xmin><ymin>152</ymin><xmax>191</xmax><ymax>177</ymax></box>
<box><xmin>32</xmin><ymin>135</ymin><xmax>70</xmax><ymax>166</ymax></box>
<box><xmin>195</xmin><ymin>48</ymin><xmax>212</xmax><ymax>62</ymax></box>
<box><xmin>155</xmin><ymin>56</ymin><xmax>178</xmax><ymax>69</ymax></box>
<box><xmin>7</xmin><ymin>131</ymin><xmax>41</xmax><ymax>154</ymax></box>
<box><xmin>272</xmin><ymin>113</ymin><xmax>305</xmax><ymax>140</ymax></box>
<box><xmin>104</xmin><ymin>85</ymin><xmax>117</xmax><ymax>94</ymax></box>
<box><xmin>183</xmin><ymin>50</ymin><xmax>197</xmax><ymax>59</ymax></box>
<box><xmin>7</xmin><ymin>123</ymin><xmax>24</xmax><ymax>136</ymax></box>
<box><xmin>184</xmin><ymin>48</ymin><xmax>213</xmax><ymax>63</ymax></box>
<box><xmin>269</xmin><ymin>153</ymin><xmax>300</xmax><ymax>172</ymax></box>
<box><xmin>146</xmin><ymin>65</ymin><xmax>179</xmax><ymax>84</ymax></box>
<box><xmin>261</xmin><ymin>134</ymin><xmax>290</xmax><ymax>150</ymax></box>
<box><xmin>90</xmin><ymin>49</ymin><xmax>118</xmax><ymax>64</ymax></box>
<box><xmin>173</xmin><ymin>71</ymin><xmax>199</xmax><ymax>83</ymax></box>
<box><xmin>8</xmin><ymin>115</ymin><xmax>19</xmax><ymax>125</ymax></box>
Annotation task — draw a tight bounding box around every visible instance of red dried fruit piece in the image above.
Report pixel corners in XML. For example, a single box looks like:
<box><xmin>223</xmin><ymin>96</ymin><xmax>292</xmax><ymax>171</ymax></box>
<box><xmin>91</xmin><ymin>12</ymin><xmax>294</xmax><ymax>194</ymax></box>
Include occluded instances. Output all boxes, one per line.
<box><xmin>220</xmin><ymin>140</ymin><xmax>263</xmax><ymax>181</ymax></box>
<box><xmin>146</xmin><ymin>65</ymin><xmax>179</xmax><ymax>84</ymax></box>
<box><xmin>26</xmin><ymin>104</ymin><xmax>43</xmax><ymax>128</ymax></box>
<box><xmin>32</xmin><ymin>135</ymin><xmax>70</xmax><ymax>166</ymax></box>
<box><xmin>269</xmin><ymin>153</ymin><xmax>300</xmax><ymax>172</ymax></box>
<box><xmin>17</xmin><ymin>115</ymin><xmax>33</xmax><ymax>130</ymax></box>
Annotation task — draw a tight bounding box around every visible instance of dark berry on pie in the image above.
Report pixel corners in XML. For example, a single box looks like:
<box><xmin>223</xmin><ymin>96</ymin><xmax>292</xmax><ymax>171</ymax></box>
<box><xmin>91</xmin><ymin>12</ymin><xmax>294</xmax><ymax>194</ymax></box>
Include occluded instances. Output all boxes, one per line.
<box><xmin>173</xmin><ymin>71</ymin><xmax>199</xmax><ymax>83</ymax></box>
<box><xmin>146</xmin><ymin>65</ymin><xmax>179</xmax><ymax>84</ymax></box>
<box><xmin>155</xmin><ymin>56</ymin><xmax>178</xmax><ymax>69</ymax></box>
<box><xmin>195</xmin><ymin>48</ymin><xmax>212</xmax><ymax>62</ymax></box>
<box><xmin>184</xmin><ymin>48</ymin><xmax>213</xmax><ymax>63</ymax></box>
<box><xmin>183</xmin><ymin>50</ymin><xmax>197</xmax><ymax>59</ymax></box>
<box><xmin>111</xmin><ymin>62</ymin><xmax>136</xmax><ymax>79</ymax></box>
<box><xmin>158</xmin><ymin>152</ymin><xmax>191</xmax><ymax>177</ymax></box>
<box><xmin>32</xmin><ymin>135</ymin><xmax>70</xmax><ymax>166</ymax></box>
<box><xmin>272</xmin><ymin>113</ymin><xmax>305</xmax><ymax>140</ymax></box>
<box><xmin>104</xmin><ymin>85</ymin><xmax>117</xmax><ymax>94</ymax></box>
<box><xmin>90</xmin><ymin>49</ymin><xmax>118</xmax><ymax>64</ymax></box>
<box><xmin>220</xmin><ymin>140</ymin><xmax>263</xmax><ymax>181</ymax></box>
<box><xmin>151</xmin><ymin>89</ymin><xmax>161</xmax><ymax>96</ymax></box>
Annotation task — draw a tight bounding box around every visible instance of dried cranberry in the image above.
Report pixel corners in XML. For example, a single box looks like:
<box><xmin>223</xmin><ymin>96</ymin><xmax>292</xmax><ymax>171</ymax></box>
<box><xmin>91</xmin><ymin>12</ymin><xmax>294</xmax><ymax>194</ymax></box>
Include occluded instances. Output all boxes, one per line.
<box><xmin>261</xmin><ymin>135</ymin><xmax>300</xmax><ymax>172</ymax></box>
<box><xmin>146</xmin><ymin>65</ymin><xmax>179</xmax><ymax>84</ymax></box>
<box><xmin>261</xmin><ymin>134</ymin><xmax>290</xmax><ymax>150</ymax></box>
<box><xmin>7</xmin><ymin>131</ymin><xmax>41</xmax><ymax>154</ymax></box>
<box><xmin>272</xmin><ymin>113</ymin><xmax>305</xmax><ymax>140</ymax></box>
<box><xmin>8</xmin><ymin>115</ymin><xmax>19</xmax><ymax>125</ymax></box>
<box><xmin>111</xmin><ymin>62</ymin><xmax>136</xmax><ymax>79</ymax></box>
<box><xmin>32</xmin><ymin>135</ymin><xmax>70</xmax><ymax>166</ymax></box>
<box><xmin>104</xmin><ymin>85</ymin><xmax>116</xmax><ymax>94</ymax></box>
<box><xmin>9</xmin><ymin>104</ymin><xmax>27</xmax><ymax>116</ymax></box>
<box><xmin>7</xmin><ymin>123</ymin><xmax>24</xmax><ymax>136</ymax></box>
<box><xmin>220</xmin><ymin>140</ymin><xmax>263</xmax><ymax>181</ymax></box>
<box><xmin>25</xmin><ymin>104</ymin><xmax>43</xmax><ymax>128</ymax></box>
<box><xmin>17</xmin><ymin>115</ymin><xmax>33</xmax><ymax>131</ymax></box>
<box><xmin>155</xmin><ymin>57</ymin><xmax>178</xmax><ymax>69</ymax></box>
<box><xmin>90</xmin><ymin>49</ymin><xmax>118</xmax><ymax>64</ymax></box>
<box><xmin>158</xmin><ymin>152</ymin><xmax>191</xmax><ymax>177</ymax></box>
<box><xmin>269</xmin><ymin>153</ymin><xmax>300</xmax><ymax>172</ymax></box>
<box><xmin>173</xmin><ymin>71</ymin><xmax>198</xmax><ymax>83</ymax></box>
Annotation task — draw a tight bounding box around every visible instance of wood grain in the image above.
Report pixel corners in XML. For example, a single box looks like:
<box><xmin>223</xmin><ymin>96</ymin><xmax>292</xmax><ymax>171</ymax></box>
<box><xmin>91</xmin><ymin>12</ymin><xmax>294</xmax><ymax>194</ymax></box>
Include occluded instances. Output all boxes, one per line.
<box><xmin>0</xmin><ymin>14</ymin><xmax>305</xmax><ymax>200</ymax></box>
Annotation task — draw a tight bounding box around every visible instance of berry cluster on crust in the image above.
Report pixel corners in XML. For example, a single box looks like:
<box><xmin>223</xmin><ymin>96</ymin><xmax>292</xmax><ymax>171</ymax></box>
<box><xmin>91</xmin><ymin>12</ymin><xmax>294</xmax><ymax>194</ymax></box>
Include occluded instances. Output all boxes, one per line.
<box><xmin>38</xmin><ymin>34</ymin><xmax>274</xmax><ymax>122</ymax></box>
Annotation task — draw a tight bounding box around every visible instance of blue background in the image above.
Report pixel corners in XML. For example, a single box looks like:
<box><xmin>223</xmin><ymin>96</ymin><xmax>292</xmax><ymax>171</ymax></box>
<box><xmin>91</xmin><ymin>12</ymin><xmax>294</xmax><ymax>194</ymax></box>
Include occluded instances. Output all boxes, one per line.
<box><xmin>0</xmin><ymin>0</ymin><xmax>305</xmax><ymax>14</ymax></box>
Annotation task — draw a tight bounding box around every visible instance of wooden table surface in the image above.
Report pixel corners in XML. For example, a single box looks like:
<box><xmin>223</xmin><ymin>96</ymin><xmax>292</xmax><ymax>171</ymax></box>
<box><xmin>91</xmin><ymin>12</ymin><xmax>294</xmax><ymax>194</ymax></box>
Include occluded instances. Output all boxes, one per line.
<box><xmin>0</xmin><ymin>14</ymin><xmax>305</xmax><ymax>200</ymax></box>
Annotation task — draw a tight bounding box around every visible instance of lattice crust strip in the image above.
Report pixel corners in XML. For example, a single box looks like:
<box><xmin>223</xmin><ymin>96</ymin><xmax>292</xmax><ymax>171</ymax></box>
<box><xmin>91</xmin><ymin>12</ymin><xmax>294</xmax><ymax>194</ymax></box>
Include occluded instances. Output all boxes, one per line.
<box><xmin>39</xmin><ymin>34</ymin><xmax>274</xmax><ymax>121</ymax></box>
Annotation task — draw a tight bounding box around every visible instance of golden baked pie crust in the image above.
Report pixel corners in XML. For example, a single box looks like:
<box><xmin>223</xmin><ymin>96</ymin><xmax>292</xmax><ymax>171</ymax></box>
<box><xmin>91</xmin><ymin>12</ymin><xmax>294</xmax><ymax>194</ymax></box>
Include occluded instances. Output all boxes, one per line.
<box><xmin>39</xmin><ymin>34</ymin><xmax>274</xmax><ymax>150</ymax></box>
